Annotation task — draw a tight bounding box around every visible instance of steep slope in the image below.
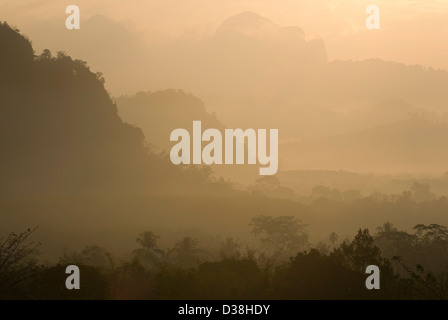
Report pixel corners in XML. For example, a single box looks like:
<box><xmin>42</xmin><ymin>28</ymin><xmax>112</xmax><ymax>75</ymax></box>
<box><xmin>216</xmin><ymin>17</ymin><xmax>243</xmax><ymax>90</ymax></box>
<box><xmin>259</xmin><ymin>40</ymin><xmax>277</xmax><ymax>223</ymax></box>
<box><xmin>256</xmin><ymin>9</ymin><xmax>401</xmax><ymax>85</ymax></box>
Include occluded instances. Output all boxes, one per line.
<box><xmin>0</xmin><ymin>22</ymin><xmax>230</xmax><ymax>196</ymax></box>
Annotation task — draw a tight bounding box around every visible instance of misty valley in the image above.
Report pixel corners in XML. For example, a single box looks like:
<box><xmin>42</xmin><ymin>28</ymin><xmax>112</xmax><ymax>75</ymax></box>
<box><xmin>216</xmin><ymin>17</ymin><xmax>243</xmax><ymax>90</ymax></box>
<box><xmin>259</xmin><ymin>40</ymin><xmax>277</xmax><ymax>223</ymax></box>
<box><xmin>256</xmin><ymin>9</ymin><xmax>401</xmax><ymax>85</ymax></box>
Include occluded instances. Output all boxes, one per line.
<box><xmin>1</xmin><ymin>3</ymin><xmax>448</xmax><ymax>301</ymax></box>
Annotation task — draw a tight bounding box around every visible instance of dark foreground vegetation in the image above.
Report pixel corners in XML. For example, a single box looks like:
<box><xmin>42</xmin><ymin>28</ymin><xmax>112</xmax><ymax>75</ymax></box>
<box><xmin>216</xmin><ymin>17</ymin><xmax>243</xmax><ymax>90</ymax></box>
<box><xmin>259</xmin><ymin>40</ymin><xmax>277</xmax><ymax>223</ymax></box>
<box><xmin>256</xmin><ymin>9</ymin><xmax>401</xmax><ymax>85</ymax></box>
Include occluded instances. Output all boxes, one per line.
<box><xmin>2</xmin><ymin>218</ymin><xmax>448</xmax><ymax>300</ymax></box>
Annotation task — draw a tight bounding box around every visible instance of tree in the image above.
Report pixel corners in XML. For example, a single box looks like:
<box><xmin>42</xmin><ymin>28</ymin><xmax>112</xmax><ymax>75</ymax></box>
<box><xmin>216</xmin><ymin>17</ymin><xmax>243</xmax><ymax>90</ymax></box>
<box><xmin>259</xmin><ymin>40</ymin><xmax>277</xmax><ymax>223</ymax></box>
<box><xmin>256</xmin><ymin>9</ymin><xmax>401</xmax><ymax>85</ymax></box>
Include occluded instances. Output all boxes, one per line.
<box><xmin>272</xmin><ymin>249</ymin><xmax>363</xmax><ymax>299</ymax></box>
<box><xmin>0</xmin><ymin>228</ymin><xmax>42</xmax><ymax>295</ymax></box>
<box><xmin>413</xmin><ymin>224</ymin><xmax>448</xmax><ymax>271</ymax></box>
<box><xmin>338</xmin><ymin>228</ymin><xmax>384</xmax><ymax>273</ymax></box>
<box><xmin>136</xmin><ymin>231</ymin><xmax>160</xmax><ymax>250</ymax></box>
<box><xmin>169</xmin><ymin>237</ymin><xmax>202</xmax><ymax>268</ymax></box>
<box><xmin>59</xmin><ymin>245</ymin><xmax>114</xmax><ymax>269</ymax></box>
<box><xmin>219</xmin><ymin>237</ymin><xmax>242</xmax><ymax>260</ymax></box>
<box><xmin>332</xmin><ymin>228</ymin><xmax>401</xmax><ymax>298</ymax></box>
<box><xmin>250</xmin><ymin>215</ymin><xmax>308</xmax><ymax>259</ymax></box>
<box><xmin>82</xmin><ymin>245</ymin><xmax>114</xmax><ymax>269</ymax></box>
<box><xmin>411</xmin><ymin>183</ymin><xmax>436</xmax><ymax>203</ymax></box>
<box><xmin>195</xmin><ymin>259</ymin><xmax>266</xmax><ymax>299</ymax></box>
<box><xmin>414</xmin><ymin>224</ymin><xmax>448</xmax><ymax>243</ymax></box>
<box><xmin>376</xmin><ymin>222</ymin><xmax>397</xmax><ymax>235</ymax></box>
<box><xmin>311</xmin><ymin>185</ymin><xmax>342</xmax><ymax>201</ymax></box>
<box><xmin>248</xmin><ymin>176</ymin><xmax>295</xmax><ymax>199</ymax></box>
<box><xmin>374</xmin><ymin>222</ymin><xmax>416</xmax><ymax>267</ymax></box>
<box><xmin>329</xmin><ymin>232</ymin><xmax>339</xmax><ymax>246</ymax></box>
<box><xmin>133</xmin><ymin>231</ymin><xmax>164</xmax><ymax>270</ymax></box>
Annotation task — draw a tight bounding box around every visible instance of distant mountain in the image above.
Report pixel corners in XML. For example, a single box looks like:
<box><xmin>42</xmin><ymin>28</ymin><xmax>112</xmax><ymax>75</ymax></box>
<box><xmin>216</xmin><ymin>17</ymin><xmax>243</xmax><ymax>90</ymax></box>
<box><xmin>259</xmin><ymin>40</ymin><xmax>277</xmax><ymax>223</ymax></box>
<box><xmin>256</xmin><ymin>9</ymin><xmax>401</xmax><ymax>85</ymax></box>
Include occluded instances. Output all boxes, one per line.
<box><xmin>310</xmin><ymin>59</ymin><xmax>448</xmax><ymax>112</ymax></box>
<box><xmin>11</xmin><ymin>11</ymin><xmax>448</xmax><ymax>179</ymax></box>
<box><xmin>274</xmin><ymin>169</ymin><xmax>448</xmax><ymax>200</ymax></box>
<box><xmin>200</xmin><ymin>97</ymin><xmax>433</xmax><ymax>143</ymax></box>
<box><xmin>24</xmin><ymin>11</ymin><xmax>448</xmax><ymax>115</ymax></box>
<box><xmin>281</xmin><ymin>117</ymin><xmax>448</xmax><ymax>174</ymax></box>
<box><xmin>217</xmin><ymin>11</ymin><xmax>305</xmax><ymax>42</ymax></box>
<box><xmin>331</xmin><ymin>100</ymin><xmax>434</xmax><ymax>136</ymax></box>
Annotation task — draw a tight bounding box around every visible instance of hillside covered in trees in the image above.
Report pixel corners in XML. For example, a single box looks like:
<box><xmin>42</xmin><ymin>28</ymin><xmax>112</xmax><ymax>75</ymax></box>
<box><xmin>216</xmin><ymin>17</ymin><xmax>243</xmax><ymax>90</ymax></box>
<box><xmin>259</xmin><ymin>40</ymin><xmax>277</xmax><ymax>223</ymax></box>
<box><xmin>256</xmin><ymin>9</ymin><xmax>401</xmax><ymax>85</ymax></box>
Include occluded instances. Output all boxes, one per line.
<box><xmin>0</xmin><ymin>22</ymin><xmax>231</xmax><ymax>197</ymax></box>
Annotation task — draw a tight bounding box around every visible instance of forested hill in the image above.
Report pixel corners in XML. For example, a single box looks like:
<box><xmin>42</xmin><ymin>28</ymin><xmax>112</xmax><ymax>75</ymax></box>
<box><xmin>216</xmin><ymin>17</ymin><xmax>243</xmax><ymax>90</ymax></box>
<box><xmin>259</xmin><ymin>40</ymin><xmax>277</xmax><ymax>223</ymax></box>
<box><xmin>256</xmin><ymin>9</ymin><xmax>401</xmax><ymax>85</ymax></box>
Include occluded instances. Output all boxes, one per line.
<box><xmin>0</xmin><ymin>22</ymin><xmax>231</xmax><ymax>197</ymax></box>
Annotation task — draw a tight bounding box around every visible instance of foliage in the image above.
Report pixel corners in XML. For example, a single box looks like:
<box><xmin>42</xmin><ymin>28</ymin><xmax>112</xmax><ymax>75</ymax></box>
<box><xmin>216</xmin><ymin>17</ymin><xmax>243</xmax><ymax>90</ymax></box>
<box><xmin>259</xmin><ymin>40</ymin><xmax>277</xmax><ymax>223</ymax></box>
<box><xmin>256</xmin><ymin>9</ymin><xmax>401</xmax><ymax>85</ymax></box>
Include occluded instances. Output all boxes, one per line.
<box><xmin>250</xmin><ymin>215</ymin><xmax>308</xmax><ymax>259</ymax></box>
<box><xmin>0</xmin><ymin>228</ymin><xmax>42</xmax><ymax>297</ymax></box>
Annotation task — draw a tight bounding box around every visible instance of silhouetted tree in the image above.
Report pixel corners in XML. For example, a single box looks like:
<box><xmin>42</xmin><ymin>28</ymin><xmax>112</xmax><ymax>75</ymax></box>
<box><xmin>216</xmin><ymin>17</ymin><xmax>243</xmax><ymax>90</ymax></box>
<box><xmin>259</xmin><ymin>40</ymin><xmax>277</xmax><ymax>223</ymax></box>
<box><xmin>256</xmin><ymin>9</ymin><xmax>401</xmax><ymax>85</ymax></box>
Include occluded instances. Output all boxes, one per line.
<box><xmin>411</xmin><ymin>183</ymin><xmax>436</xmax><ymax>203</ymax></box>
<box><xmin>250</xmin><ymin>215</ymin><xmax>308</xmax><ymax>259</ymax></box>
<box><xmin>219</xmin><ymin>237</ymin><xmax>242</xmax><ymax>260</ymax></box>
<box><xmin>0</xmin><ymin>228</ymin><xmax>42</xmax><ymax>297</ymax></box>
<box><xmin>136</xmin><ymin>231</ymin><xmax>160</xmax><ymax>250</ymax></box>
<box><xmin>169</xmin><ymin>237</ymin><xmax>202</xmax><ymax>269</ymax></box>
<box><xmin>133</xmin><ymin>231</ymin><xmax>165</xmax><ymax>270</ymax></box>
<box><xmin>329</xmin><ymin>232</ymin><xmax>339</xmax><ymax>246</ymax></box>
<box><xmin>337</xmin><ymin>228</ymin><xmax>385</xmax><ymax>273</ymax></box>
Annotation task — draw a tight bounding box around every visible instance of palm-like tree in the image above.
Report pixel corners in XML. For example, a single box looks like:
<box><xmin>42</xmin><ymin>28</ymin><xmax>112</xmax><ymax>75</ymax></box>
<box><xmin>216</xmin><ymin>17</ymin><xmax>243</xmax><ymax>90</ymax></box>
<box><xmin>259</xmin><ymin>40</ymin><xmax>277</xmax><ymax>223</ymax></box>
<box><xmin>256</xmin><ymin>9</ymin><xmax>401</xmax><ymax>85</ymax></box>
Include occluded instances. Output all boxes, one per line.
<box><xmin>169</xmin><ymin>237</ymin><xmax>202</xmax><ymax>268</ymax></box>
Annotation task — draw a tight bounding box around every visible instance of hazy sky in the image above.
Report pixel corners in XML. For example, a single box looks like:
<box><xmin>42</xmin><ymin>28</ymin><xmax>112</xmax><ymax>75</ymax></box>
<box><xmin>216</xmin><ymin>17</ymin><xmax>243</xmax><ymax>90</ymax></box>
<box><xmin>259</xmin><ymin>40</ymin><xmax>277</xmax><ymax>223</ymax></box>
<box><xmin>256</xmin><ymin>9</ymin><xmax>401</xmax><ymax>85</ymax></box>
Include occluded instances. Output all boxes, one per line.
<box><xmin>2</xmin><ymin>0</ymin><xmax>448</xmax><ymax>70</ymax></box>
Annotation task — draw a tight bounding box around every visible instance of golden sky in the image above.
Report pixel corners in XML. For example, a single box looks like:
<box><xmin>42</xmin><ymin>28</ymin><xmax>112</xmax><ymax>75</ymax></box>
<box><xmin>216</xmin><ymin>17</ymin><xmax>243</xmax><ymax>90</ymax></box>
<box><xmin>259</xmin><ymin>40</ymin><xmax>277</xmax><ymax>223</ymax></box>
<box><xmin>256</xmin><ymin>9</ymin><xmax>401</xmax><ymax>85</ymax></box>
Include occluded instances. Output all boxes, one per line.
<box><xmin>2</xmin><ymin>0</ymin><xmax>447</xmax><ymax>69</ymax></box>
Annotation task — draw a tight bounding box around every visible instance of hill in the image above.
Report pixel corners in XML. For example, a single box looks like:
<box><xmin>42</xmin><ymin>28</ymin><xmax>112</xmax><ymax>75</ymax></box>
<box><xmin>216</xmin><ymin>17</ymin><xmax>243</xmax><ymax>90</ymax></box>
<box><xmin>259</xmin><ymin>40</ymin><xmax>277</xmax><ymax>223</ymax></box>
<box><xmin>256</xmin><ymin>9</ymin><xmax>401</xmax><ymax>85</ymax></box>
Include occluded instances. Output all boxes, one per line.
<box><xmin>115</xmin><ymin>90</ymin><xmax>225</xmax><ymax>152</ymax></box>
<box><xmin>0</xmin><ymin>22</ymin><xmax>230</xmax><ymax>196</ymax></box>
